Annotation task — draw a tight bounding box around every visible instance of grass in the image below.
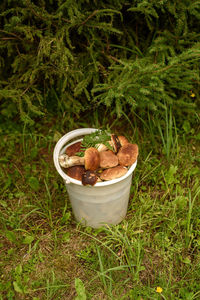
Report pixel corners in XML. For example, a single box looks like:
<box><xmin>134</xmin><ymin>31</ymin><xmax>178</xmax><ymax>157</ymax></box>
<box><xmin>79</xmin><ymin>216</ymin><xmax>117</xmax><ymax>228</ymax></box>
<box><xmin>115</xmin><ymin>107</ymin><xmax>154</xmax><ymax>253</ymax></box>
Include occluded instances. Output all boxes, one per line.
<box><xmin>0</xmin><ymin>110</ymin><xmax>200</xmax><ymax>300</ymax></box>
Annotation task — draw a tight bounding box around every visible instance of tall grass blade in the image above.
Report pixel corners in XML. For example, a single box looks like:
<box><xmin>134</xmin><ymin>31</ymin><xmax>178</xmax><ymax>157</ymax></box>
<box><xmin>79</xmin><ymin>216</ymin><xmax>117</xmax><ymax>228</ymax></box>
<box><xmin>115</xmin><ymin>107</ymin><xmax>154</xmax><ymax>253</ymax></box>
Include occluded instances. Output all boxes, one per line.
<box><xmin>157</xmin><ymin>106</ymin><xmax>178</xmax><ymax>161</ymax></box>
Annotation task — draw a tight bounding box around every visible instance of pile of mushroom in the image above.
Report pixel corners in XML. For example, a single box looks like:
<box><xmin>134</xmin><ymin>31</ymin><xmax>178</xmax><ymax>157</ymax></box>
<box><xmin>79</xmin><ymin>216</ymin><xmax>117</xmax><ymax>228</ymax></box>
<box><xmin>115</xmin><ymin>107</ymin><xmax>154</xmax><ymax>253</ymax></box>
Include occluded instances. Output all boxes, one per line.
<box><xmin>59</xmin><ymin>134</ymin><xmax>138</xmax><ymax>186</ymax></box>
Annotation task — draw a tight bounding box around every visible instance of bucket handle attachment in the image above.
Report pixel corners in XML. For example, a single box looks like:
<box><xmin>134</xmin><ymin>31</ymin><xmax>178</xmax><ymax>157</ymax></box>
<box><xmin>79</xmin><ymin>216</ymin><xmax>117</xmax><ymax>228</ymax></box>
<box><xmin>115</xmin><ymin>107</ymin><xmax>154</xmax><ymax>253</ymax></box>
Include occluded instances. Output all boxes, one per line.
<box><xmin>65</xmin><ymin>178</ymin><xmax>71</xmax><ymax>184</ymax></box>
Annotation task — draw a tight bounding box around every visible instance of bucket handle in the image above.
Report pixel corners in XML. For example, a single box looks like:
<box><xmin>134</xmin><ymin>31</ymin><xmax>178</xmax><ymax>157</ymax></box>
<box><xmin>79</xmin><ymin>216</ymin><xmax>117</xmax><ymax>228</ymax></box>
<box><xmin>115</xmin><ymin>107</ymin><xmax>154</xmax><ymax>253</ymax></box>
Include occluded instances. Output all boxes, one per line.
<box><xmin>53</xmin><ymin>128</ymin><xmax>98</xmax><ymax>184</ymax></box>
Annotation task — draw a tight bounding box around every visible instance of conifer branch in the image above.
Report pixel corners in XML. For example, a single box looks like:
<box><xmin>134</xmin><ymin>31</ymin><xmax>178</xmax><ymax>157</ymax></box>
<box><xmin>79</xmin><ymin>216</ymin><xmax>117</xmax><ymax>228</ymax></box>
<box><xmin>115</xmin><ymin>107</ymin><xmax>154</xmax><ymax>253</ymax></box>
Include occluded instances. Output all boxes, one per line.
<box><xmin>0</xmin><ymin>0</ymin><xmax>199</xmax><ymax>124</ymax></box>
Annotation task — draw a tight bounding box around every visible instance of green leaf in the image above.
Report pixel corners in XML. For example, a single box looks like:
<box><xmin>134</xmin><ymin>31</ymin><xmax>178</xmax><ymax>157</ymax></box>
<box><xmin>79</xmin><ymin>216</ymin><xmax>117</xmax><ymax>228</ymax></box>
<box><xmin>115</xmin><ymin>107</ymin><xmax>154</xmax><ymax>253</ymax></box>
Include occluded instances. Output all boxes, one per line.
<box><xmin>182</xmin><ymin>120</ymin><xmax>191</xmax><ymax>133</ymax></box>
<box><xmin>23</xmin><ymin>235</ymin><xmax>34</xmax><ymax>245</ymax></box>
<box><xmin>0</xmin><ymin>200</ymin><xmax>8</xmax><ymax>208</ymax></box>
<box><xmin>60</xmin><ymin>212</ymin><xmax>71</xmax><ymax>225</ymax></box>
<box><xmin>30</xmin><ymin>148</ymin><xmax>38</xmax><ymax>159</ymax></box>
<box><xmin>28</xmin><ymin>177</ymin><xmax>39</xmax><ymax>191</ymax></box>
<box><xmin>13</xmin><ymin>281</ymin><xmax>23</xmax><ymax>294</ymax></box>
<box><xmin>183</xmin><ymin>257</ymin><xmax>191</xmax><ymax>264</ymax></box>
<box><xmin>3</xmin><ymin>176</ymin><xmax>12</xmax><ymax>191</ymax></box>
<box><xmin>173</xmin><ymin>196</ymin><xmax>187</xmax><ymax>209</ymax></box>
<box><xmin>53</xmin><ymin>131</ymin><xmax>62</xmax><ymax>142</ymax></box>
<box><xmin>75</xmin><ymin>278</ymin><xmax>86</xmax><ymax>300</ymax></box>
<box><xmin>14</xmin><ymin>192</ymin><xmax>25</xmax><ymax>198</ymax></box>
<box><xmin>5</xmin><ymin>231</ymin><xmax>17</xmax><ymax>243</ymax></box>
<box><xmin>15</xmin><ymin>265</ymin><xmax>22</xmax><ymax>276</ymax></box>
<box><xmin>165</xmin><ymin>165</ymin><xmax>178</xmax><ymax>185</ymax></box>
<box><xmin>62</xmin><ymin>232</ymin><xmax>70</xmax><ymax>242</ymax></box>
<box><xmin>194</xmin><ymin>133</ymin><xmax>200</xmax><ymax>140</ymax></box>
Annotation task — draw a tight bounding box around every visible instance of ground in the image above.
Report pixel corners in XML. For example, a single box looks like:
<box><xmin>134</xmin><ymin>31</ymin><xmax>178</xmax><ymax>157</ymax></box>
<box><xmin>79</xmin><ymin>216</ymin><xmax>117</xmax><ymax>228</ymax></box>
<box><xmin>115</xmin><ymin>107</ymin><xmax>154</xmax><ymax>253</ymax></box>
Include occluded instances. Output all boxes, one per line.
<box><xmin>0</xmin><ymin>115</ymin><xmax>200</xmax><ymax>299</ymax></box>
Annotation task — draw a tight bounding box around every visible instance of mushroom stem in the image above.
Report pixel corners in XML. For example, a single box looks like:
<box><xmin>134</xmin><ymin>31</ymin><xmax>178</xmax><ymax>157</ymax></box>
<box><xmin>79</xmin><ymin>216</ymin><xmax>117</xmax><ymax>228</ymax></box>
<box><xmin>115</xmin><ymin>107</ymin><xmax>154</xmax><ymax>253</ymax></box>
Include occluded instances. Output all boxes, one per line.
<box><xmin>96</xmin><ymin>139</ymin><xmax>118</xmax><ymax>152</ymax></box>
<box><xmin>59</xmin><ymin>154</ymin><xmax>85</xmax><ymax>168</ymax></box>
<box><xmin>96</xmin><ymin>143</ymin><xmax>108</xmax><ymax>152</ymax></box>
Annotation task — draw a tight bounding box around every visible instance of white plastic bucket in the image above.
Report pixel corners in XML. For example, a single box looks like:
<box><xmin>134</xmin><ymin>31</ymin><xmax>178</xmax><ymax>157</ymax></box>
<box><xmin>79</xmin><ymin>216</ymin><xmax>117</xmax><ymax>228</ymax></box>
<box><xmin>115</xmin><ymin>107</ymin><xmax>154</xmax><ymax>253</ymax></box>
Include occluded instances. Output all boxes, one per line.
<box><xmin>53</xmin><ymin>128</ymin><xmax>137</xmax><ymax>228</ymax></box>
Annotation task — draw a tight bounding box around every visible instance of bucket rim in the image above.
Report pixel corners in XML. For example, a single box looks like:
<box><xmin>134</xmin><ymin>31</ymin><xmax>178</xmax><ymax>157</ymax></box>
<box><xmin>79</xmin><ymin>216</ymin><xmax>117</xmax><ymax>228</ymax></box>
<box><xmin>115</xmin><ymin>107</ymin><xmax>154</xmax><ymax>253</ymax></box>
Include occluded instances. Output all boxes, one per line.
<box><xmin>53</xmin><ymin>128</ymin><xmax>137</xmax><ymax>187</ymax></box>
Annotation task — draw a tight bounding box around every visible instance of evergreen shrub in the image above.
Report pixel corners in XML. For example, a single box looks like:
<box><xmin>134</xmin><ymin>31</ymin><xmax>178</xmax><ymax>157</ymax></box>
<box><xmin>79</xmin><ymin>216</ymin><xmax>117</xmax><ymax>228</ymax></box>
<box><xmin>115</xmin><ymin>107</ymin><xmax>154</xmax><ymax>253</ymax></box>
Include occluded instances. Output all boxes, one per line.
<box><xmin>0</xmin><ymin>0</ymin><xmax>199</xmax><ymax>124</ymax></box>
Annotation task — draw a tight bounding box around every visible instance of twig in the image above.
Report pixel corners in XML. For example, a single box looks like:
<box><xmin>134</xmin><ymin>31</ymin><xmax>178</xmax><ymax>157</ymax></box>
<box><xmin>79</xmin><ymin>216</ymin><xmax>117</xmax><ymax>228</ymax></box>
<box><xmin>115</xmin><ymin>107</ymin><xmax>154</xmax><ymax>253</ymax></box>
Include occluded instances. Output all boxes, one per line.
<box><xmin>0</xmin><ymin>37</ymin><xmax>18</xmax><ymax>40</ymax></box>
<box><xmin>20</xmin><ymin>83</ymin><xmax>34</xmax><ymax>97</ymax></box>
<box><xmin>81</xmin><ymin>10</ymin><xmax>98</xmax><ymax>25</ymax></box>
<box><xmin>0</xmin><ymin>29</ymin><xmax>23</xmax><ymax>41</ymax></box>
<box><xmin>107</xmin><ymin>54</ymin><xmax>121</xmax><ymax>63</ymax></box>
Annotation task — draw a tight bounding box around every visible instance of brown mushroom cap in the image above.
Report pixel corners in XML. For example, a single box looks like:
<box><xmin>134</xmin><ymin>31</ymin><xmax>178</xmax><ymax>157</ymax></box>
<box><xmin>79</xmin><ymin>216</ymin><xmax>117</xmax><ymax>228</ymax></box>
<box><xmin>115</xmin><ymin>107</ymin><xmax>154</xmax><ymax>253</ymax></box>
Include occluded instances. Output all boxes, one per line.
<box><xmin>66</xmin><ymin>166</ymin><xmax>85</xmax><ymax>181</ymax></box>
<box><xmin>118</xmin><ymin>136</ymin><xmax>129</xmax><ymax>147</ymax></box>
<box><xmin>84</xmin><ymin>147</ymin><xmax>100</xmax><ymax>171</ymax></box>
<box><xmin>99</xmin><ymin>150</ymin><xmax>118</xmax><ymax>169</ymax></box>
<box><xmin>66</xmin><ymin>141</ymin><xmax>82</xmax><ymax>156</ymax></box>
<box><xmin>100</xmin><ymin>166</ymin><xmax>128</xmax><ymax>181</ymax></box>
<box><xmin>82</xmin><ymin>170</ymin><xmax>98</xmax><ymax>186</ymax></box>
<box><xmin>117</xmin><ymin>143</ymin><xmax>138</xmax><ymax>166</ymax></box>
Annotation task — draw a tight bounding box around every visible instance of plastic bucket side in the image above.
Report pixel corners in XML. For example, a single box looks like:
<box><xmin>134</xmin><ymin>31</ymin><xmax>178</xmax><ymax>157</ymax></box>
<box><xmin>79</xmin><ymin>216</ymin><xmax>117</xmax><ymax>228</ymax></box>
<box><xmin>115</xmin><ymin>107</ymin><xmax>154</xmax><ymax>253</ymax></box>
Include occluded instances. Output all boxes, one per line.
<box><xmin>53</xmin><ymin>128</ymin><xmax>137</xmax><ymax>227</ymax></box>
<box><xmin>66</xmin><ymin>174</ymin><xmax>133</xmax><ymax>228</ymax></box>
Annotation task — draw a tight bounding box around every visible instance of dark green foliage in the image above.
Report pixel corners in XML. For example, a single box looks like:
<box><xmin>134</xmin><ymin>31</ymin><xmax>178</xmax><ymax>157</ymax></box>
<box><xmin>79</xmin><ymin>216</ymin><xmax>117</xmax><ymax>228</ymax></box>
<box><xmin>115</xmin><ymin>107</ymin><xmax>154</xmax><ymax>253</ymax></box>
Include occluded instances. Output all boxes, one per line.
<box><xmin>0</xmin><ymin>0</ymin><xmax>199</xmax><ymax>124</ymax></box>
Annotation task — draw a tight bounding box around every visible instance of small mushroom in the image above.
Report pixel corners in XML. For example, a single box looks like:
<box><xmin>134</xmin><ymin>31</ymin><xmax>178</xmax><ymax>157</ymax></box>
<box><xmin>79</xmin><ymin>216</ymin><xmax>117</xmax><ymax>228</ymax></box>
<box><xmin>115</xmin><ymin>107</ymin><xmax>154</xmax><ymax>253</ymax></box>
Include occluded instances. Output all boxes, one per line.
<box><xmin>100</xmin><ymin>166</ymin><xmax>128</xmax><ymax>181</ymax></box>
<box><xmin>118</xmin><ymin>136</ymin><xmax>129</xmax><ymax>147</ymax></box>
<box><xmin>66</xmin><ymin>166</ymin><xmax>85</xmax><ymax>181</ymax></box>
<box><xmin>59</xmin><ymin>147</ymin><xmax>100</xmax><ymax>171</ymax></box>
<box><xmin>82</xmin><ymin>170</ymin><xmax>98</xmax><ymax>186</ymax></box>
<box><xmin>117</xmin><ymin>143</ymin><xmax>138</xmax><ymax>166</ymax></box>
<box><xmin>66</xmin><ymin>141</ymin><xmax>82</xmax><ymax>156</ymax></box>
<box><xmin>99</xmin><ymin>150</ymin><xmax>118</xmax><ymax>169</ymax></box>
